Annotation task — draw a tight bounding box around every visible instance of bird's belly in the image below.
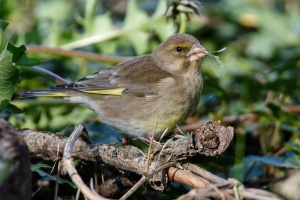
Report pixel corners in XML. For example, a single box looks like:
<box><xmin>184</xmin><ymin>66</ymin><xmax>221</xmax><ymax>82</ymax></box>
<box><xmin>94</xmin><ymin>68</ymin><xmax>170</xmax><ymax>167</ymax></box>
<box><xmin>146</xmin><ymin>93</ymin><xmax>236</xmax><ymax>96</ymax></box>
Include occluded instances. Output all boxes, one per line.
<box><xmin>150</xmin><ymin>95</ymin><xmax>199</xmax><ymax>138</ymax></box>
<box><xmin>87</xmin><ymin>93</ymin><xmax>197</xmax><ymax>139</ymax></box>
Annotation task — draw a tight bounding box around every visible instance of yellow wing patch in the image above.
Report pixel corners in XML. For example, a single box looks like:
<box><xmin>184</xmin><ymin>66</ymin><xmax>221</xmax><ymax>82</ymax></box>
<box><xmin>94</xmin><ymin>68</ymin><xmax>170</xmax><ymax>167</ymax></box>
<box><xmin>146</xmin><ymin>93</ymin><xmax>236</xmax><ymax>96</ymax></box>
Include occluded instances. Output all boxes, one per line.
<box><xmin>41</xmin><ymin>93</ymin><xmax>73</xmax><ymax>97</ymax></box>
<box><xmin>82</xmin><ymin>88</ymin><xmax>125</xmax><ymax>96</ymax></box>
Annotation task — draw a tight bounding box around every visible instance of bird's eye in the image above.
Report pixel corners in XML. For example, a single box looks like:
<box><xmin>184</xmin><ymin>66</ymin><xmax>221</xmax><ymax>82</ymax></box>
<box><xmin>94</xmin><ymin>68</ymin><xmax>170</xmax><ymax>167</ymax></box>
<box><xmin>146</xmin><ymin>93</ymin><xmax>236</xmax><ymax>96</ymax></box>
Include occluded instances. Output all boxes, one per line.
<box><xmin>176</xmin><ymin>47</ymin><xmax>182</xmax><ymax>52</ymax></box>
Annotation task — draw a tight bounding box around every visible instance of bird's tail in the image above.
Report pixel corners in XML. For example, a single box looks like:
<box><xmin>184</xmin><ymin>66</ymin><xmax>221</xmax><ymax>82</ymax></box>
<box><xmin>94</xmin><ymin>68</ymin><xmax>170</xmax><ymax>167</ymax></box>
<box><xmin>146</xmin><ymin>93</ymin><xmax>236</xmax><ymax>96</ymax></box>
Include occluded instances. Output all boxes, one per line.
<box><xmin>19</xmin><ymin>89</ymin><xmax>73</xmax><ymax>98</ymax></box>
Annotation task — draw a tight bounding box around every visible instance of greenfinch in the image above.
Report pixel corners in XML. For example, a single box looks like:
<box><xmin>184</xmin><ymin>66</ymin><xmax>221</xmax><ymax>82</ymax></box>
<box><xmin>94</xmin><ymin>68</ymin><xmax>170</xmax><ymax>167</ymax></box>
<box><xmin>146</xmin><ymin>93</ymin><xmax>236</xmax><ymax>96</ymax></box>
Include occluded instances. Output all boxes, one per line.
<box><xmin>20</xmin><ymin>34</ymin><xmax>208</xmax><ymax>143</ymax></box>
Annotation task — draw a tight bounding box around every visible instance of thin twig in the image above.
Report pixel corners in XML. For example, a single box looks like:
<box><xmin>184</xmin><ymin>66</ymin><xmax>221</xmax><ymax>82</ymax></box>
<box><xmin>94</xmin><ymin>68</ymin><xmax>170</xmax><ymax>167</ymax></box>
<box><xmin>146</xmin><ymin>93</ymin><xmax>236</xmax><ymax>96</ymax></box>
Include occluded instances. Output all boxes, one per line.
<box><xmin>61</xmin><ymin>125</ymin><xmax>108</xmax><ymax>200</ymax></box>
<box><xmin>146</xmin><ymin>119</ymin><xmax>157</xmax><ymax>174</ymax></box>
<box><xmin>54</xmin><ymin>161</ymin><xmax>61</xmax><ymax>200</ymax></box>
<box><xmin>119</xmin><ymin>176</ymin><xmax>147</xmax><ymax>200</ymax></box>
<box><xmin>21</xmin><ymin>66</ymin><xmax>70</xmax><ymax>84</ymax></box>
<box><xmin>239</xmin><ymin>188</ymin><xmax>282</xmax><ymax>200</ymax></box>
<box><xmin>32</xmin><ymin>181</ymin><xmax>48</xmax><ymax>198</ymax></box>
<box><xmin>179</xmin><ymin>13</ymin><xmax>187</xmax><ymax>33</ymax></box>
<box><xmin>76</xmin><ymin>189</ymin><xmax>80</xmax><ymax>200</ymax></box>
<box><xmin>183</xmin><ymin>163</ymin><xmax>226</xmax><ymax>183</ymax></box>
<box><xmin>100</xmin><ymin>164</ymin><xmax>105</xmax><ymax>183</ymax></box>
<box><xmin>27</xmin><ymin>45</ymin><xmax>131</xmax><ymax>64</ymax></box>
<box><xmin>149</xmin><ymin>162</ymin><xmax>177</xmax><ymax>178</ymax></box>
<box><xmin>90</xmin><ymin>178</ymin><xmax>98</xmax><ymax>195</ymax></box>
<box><xmin>120</xmin><ymin>162</ymin><xmax>177</xmax><ymax>200</ymax></box>
<box><xmin>209</xmin><ymin>184</ymin><xmax>226</xmax><ymax>200</ymax></box>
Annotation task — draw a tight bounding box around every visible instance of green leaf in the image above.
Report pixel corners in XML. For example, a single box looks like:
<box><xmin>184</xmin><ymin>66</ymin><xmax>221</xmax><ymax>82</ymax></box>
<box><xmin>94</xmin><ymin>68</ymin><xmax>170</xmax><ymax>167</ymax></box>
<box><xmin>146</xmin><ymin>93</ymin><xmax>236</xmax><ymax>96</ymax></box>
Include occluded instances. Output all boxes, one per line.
<box><xmin>152</xmin><ymin>0</ymin><xmax>176</xmax><ymax>41</ymax></box>
<box><xmin>124</xmin><ymin>0</ymin><xmax>149</xmax><ymax>55</ymax></box>
<box><xmin>31</xmin><ymin>163</ymin><xmax>76</xmax><ymax>189</ymax></box>
<box><xmin>1</xmin><ymin>102</ymin><xmax>23</xmax><ymax>114</ymax></box>
<box><xmin>231</xmin><ymin>160</ymin><xmax>265</xmax><ymax>181</ymax></box>
<box><xmin>0</xmin><ymin>21</ymin><xmax>9</xmax><ymax>51</ymax></box>
<box><xmin>14</xmin><ymin>54</ymin><xmax>41</xmax><ymax>66</ymax></box>
<box><xmin>33</xmin><ymin>168</ymin><xmax>76</xmax><ymax>189</ymax></box>
<box><xmin>31</xmin><ymin>163</ymin><xmax>53</xmax><ymax>171</ymax></box>
<box><xmin>0</xmin><ymin>99</ymin><xmax>9</xmax><ymax>110</ymax></box>
<box><xmin>7</xmin><ymin>43</ymin><xmax>40</xmax><ymax>66</ymax></box>
<box><xmin>93</xmin><ymin>14</ymin><xmax>117</xmax><ymax>55</ymax></box>
<box><xmin>0</xmin><ymin>44</ymin><xmax>19</xmax><ymax>103</ymax></box>
<box><xmin>7</xmin><ymin>43</ymin><xmax>27</xmax><ymax>63</ymax></box>
<box><xmin>245</xmin><ymin>152</ymin><xmax>300</xmax><ymax>169</ymax></box>
<box><xmin>285</xmin><ymin>142</ymin><xmax>300</xmax><ymax>154</ymax></box>
<box><xmin>126</xmin><ymin>31</ymin><xmax>149</xmax><ymax>55</ymax></box>
<box><xmin>151</xmin><ymin>17</ymin><xmax>176</xmax><ymax>41</ymax></box>
<box><xmin>0</xmin><ymin>21</ymin><xmax>9</xmax><ymax>30</ymax></box>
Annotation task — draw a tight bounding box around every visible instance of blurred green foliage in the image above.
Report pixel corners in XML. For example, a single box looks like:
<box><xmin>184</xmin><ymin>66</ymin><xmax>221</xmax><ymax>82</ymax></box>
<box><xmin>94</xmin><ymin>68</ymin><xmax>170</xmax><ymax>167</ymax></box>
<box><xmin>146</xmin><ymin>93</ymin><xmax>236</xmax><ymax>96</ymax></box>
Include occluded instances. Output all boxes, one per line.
<box><xmin>0</xmin><ymin>0</ymin><xmax>300</xmax><ymax>199</ymax></box>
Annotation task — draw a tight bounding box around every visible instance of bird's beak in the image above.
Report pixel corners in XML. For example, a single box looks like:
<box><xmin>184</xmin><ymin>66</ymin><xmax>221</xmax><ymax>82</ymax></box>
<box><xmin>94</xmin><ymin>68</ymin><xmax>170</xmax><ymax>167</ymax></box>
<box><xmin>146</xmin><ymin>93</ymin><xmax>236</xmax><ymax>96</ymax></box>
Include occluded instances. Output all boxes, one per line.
<box><xmin>187</xmin><ymin>43</ymin><xmax>209</xmax><ymax>63</ymax></box>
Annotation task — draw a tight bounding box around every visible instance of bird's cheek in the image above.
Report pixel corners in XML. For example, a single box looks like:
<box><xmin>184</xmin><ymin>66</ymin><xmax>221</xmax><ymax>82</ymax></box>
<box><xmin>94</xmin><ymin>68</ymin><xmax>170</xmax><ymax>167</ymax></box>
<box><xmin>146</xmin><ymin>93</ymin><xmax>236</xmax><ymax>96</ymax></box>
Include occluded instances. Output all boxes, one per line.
<box><xmin>160</xmin><ymin>57</ymin><xmax>188</xmax><ymax>74</ymax></box>
<box><xmin>173</xmin><ymin>59</ymin><xmax>187</xmax><ymax>70</ymax></box>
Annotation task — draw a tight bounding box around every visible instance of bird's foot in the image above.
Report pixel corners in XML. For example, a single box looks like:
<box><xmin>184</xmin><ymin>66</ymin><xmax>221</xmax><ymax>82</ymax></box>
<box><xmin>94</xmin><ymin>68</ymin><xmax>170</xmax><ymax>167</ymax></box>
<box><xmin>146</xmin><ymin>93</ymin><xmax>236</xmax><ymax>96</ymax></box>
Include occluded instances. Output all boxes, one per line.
<box><xmin>121</xmin><ymin>135</ymin><xmax>129</xmax><ymax>144</ymax></box>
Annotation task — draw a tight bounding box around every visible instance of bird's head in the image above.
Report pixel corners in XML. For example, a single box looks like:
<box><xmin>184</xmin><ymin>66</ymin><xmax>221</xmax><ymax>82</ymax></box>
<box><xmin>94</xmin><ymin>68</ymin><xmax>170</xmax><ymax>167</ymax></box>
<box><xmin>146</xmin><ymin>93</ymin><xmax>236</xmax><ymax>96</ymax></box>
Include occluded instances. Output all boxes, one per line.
<box><xmin>152</xmin><ymin>33</ymin><xmax>208</xmax><ymax>74</ymax></box>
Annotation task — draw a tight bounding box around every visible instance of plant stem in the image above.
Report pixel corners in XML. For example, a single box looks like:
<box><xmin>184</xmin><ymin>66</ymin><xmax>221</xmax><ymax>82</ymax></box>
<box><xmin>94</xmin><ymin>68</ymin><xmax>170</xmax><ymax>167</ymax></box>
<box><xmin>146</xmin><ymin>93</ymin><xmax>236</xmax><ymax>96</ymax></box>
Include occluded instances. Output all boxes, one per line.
<box><xmin>179</xmin><ymin>13</ymin><xmax>187</xmax><ymax>33</ymax></box>
<box><xmin>233</xmin><ymin>128</ymin><xmax>245</xmax><ymax>182</ymax></box>
<box><xmin>27</xmin><ymin>46</ymin><xmax>131</xmax><ymax>64</ymax></box>
<box><xmin>60</xmin><ymin>16</ymin><xmax>163</xmax><ymax>50</ymax></box>
<box><xmin>84</xmin><ymin>0</ymin><xmax>97</xmax><ymax>35</ymax></box>
<box><xmin>21</xmin><ymin>65</ymin><xmax>69</xmax><ymax>84</ymax></box>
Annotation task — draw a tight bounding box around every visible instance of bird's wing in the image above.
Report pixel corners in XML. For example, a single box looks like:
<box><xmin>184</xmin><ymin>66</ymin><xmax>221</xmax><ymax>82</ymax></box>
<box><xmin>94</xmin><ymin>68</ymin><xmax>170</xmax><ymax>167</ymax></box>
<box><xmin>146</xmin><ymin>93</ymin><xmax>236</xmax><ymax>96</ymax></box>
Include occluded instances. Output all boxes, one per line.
<box><xmin>50</xmin><ymin>55</ymin><xmax>172</xmax><ymax>97</ymax></box>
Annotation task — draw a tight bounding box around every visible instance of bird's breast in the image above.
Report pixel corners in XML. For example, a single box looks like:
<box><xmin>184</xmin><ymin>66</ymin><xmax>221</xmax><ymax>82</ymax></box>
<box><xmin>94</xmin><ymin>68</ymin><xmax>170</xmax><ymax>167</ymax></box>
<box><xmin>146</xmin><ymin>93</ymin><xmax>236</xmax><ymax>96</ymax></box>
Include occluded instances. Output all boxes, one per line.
<box><xmin>152</xmin><ymin>72</ymin><xmax>202</xmax><ymax>133</ymax></box>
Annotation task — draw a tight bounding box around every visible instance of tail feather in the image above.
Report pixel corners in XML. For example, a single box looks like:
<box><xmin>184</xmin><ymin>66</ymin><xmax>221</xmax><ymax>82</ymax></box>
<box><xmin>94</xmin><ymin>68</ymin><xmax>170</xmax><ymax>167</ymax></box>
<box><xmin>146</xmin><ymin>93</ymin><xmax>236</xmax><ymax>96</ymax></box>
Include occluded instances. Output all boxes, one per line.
<box><xmin>19</xmin><ymin>89</ymin><xmax>72</xmax><ymax>98</ymax></box>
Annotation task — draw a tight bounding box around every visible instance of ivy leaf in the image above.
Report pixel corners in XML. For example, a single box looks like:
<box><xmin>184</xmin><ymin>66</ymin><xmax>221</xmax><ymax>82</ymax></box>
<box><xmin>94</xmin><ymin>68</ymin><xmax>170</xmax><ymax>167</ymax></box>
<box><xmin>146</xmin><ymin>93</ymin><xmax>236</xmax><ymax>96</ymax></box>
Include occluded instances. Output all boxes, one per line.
<box><xmin>32</xmin><ymin>168</ymin><xmax>76</xmax><ymax>189</ymax></box>
<box><xmin>0</xmin><ymin>21</ymin><xmax>9</xmax><ymax>30</ymax></box>
<box><xmin>93</xmin><ymin>14</ymin><xmax>117</xmax><ymax>55</ymax></box>
<box><xmin>14</xmin><ymin>54</ymin><xmax>41</xmax><ymax>66</ymax></box>
<box><xmin>0</xmin><ymin>44</ymin><xmax>19</xmax><ymax>104</ymax></box>
<box><xmin>0</xmin><ymin>100</ymin><xmax>23</xmax><ymax>113</ymax></box>
<box><xmin>245</xmin><ymin>151</ymin><xmax>300</xmax><ymax>169</ymax></box>
<box><xmin>31</xmin><ymin>163</ymin><xmax>53</xmax><ymax>171</ymax></box>
<box><xmin>7</xmin><ymin>43</ymin><xmax>40</xmax><ymax>66</ymax></box>
<box><xmin>124</xmin><ymin>0</ymin><xmax>149</xmax><ymax>55</ymax></box>
<box><xmin>0</xmin><ymin>20</ymin><xmax>35</xmax><ymax>113</ymax></box>
<box><xmin>0</xmin><ymin>21</ymin><xmax>9</xmax><ymax>51</ymax></box>
<box><xmin>7</xmin><ymin>44</ymin><xmax>27</xmax><ymax>63</ymax></box>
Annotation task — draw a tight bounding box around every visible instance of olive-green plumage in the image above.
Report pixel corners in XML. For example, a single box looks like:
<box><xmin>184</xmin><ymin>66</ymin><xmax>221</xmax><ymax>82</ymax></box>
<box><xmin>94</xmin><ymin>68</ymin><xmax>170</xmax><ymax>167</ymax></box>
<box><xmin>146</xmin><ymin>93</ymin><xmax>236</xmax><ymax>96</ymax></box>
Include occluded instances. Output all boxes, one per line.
<box><xmin>20</xmin><ymin>34</ymin><xmax>208</xmax><ymax>141</ymax></box>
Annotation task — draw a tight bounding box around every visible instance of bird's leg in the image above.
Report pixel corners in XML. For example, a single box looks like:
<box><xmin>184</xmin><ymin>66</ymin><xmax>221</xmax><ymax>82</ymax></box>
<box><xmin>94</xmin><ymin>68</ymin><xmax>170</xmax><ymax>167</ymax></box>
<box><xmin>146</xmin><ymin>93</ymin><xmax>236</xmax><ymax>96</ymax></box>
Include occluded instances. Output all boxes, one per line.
<box><xmin>121</xmin><ymin>134</ymin><xmax>129</xmax><ymax>144</ymax></box>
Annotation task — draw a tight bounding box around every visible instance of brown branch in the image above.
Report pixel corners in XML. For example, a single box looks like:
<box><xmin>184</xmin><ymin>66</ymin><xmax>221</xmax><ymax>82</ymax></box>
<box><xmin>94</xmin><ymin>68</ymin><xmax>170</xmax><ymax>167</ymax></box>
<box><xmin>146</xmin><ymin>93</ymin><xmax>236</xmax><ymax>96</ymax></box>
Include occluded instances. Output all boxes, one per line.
<box><xmin>182</xmin><ymin>163</ymin><xmax>226</xmax><ymax>183</ymax></box>
<box><xmin>27</xmin><ymin>45</ymin><xmax>132</xmax><ymax>64</ymax></box>
<box><xmin>16</xmin><ymin>120</ymin><xmax>233</xmax><ymax>191</ymax></box>
<box><xmin>167</xmin><ymin>167</ymin><xmax>209</xmax><ymax>188</ymax></box>
<box><xmin>17</xmin><ymin>128</ymin><xmax>96</xmax><ymax>161</ymax></box>
<box><xmin>282</xmin><ymin>105</ymin><xmax>300</xmax><ymax>113</ymax></box>
<box><xmin>2</xmin><ymin>119</ymin><xmax>282</xmax><ymax>199</ymax></box>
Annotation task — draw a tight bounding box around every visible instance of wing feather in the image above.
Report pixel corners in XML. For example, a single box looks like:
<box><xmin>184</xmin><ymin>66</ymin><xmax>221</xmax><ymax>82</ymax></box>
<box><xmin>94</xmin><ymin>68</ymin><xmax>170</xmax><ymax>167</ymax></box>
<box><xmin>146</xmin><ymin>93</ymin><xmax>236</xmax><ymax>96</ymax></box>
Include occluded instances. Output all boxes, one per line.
<box><xmin>53</xmin><ymin>55</ymin><xmax>172</xmax><ymax>97</ymax></box>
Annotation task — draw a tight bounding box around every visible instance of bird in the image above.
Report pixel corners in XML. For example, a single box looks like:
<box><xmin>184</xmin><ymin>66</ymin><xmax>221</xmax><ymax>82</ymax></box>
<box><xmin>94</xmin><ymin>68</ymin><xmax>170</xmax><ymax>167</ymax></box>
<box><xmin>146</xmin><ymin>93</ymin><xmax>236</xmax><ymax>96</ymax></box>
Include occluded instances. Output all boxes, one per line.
<box><xmin>19</xmin><ymin>33</ymin><xmax>209</xmax><ymax>144</ymax></box>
